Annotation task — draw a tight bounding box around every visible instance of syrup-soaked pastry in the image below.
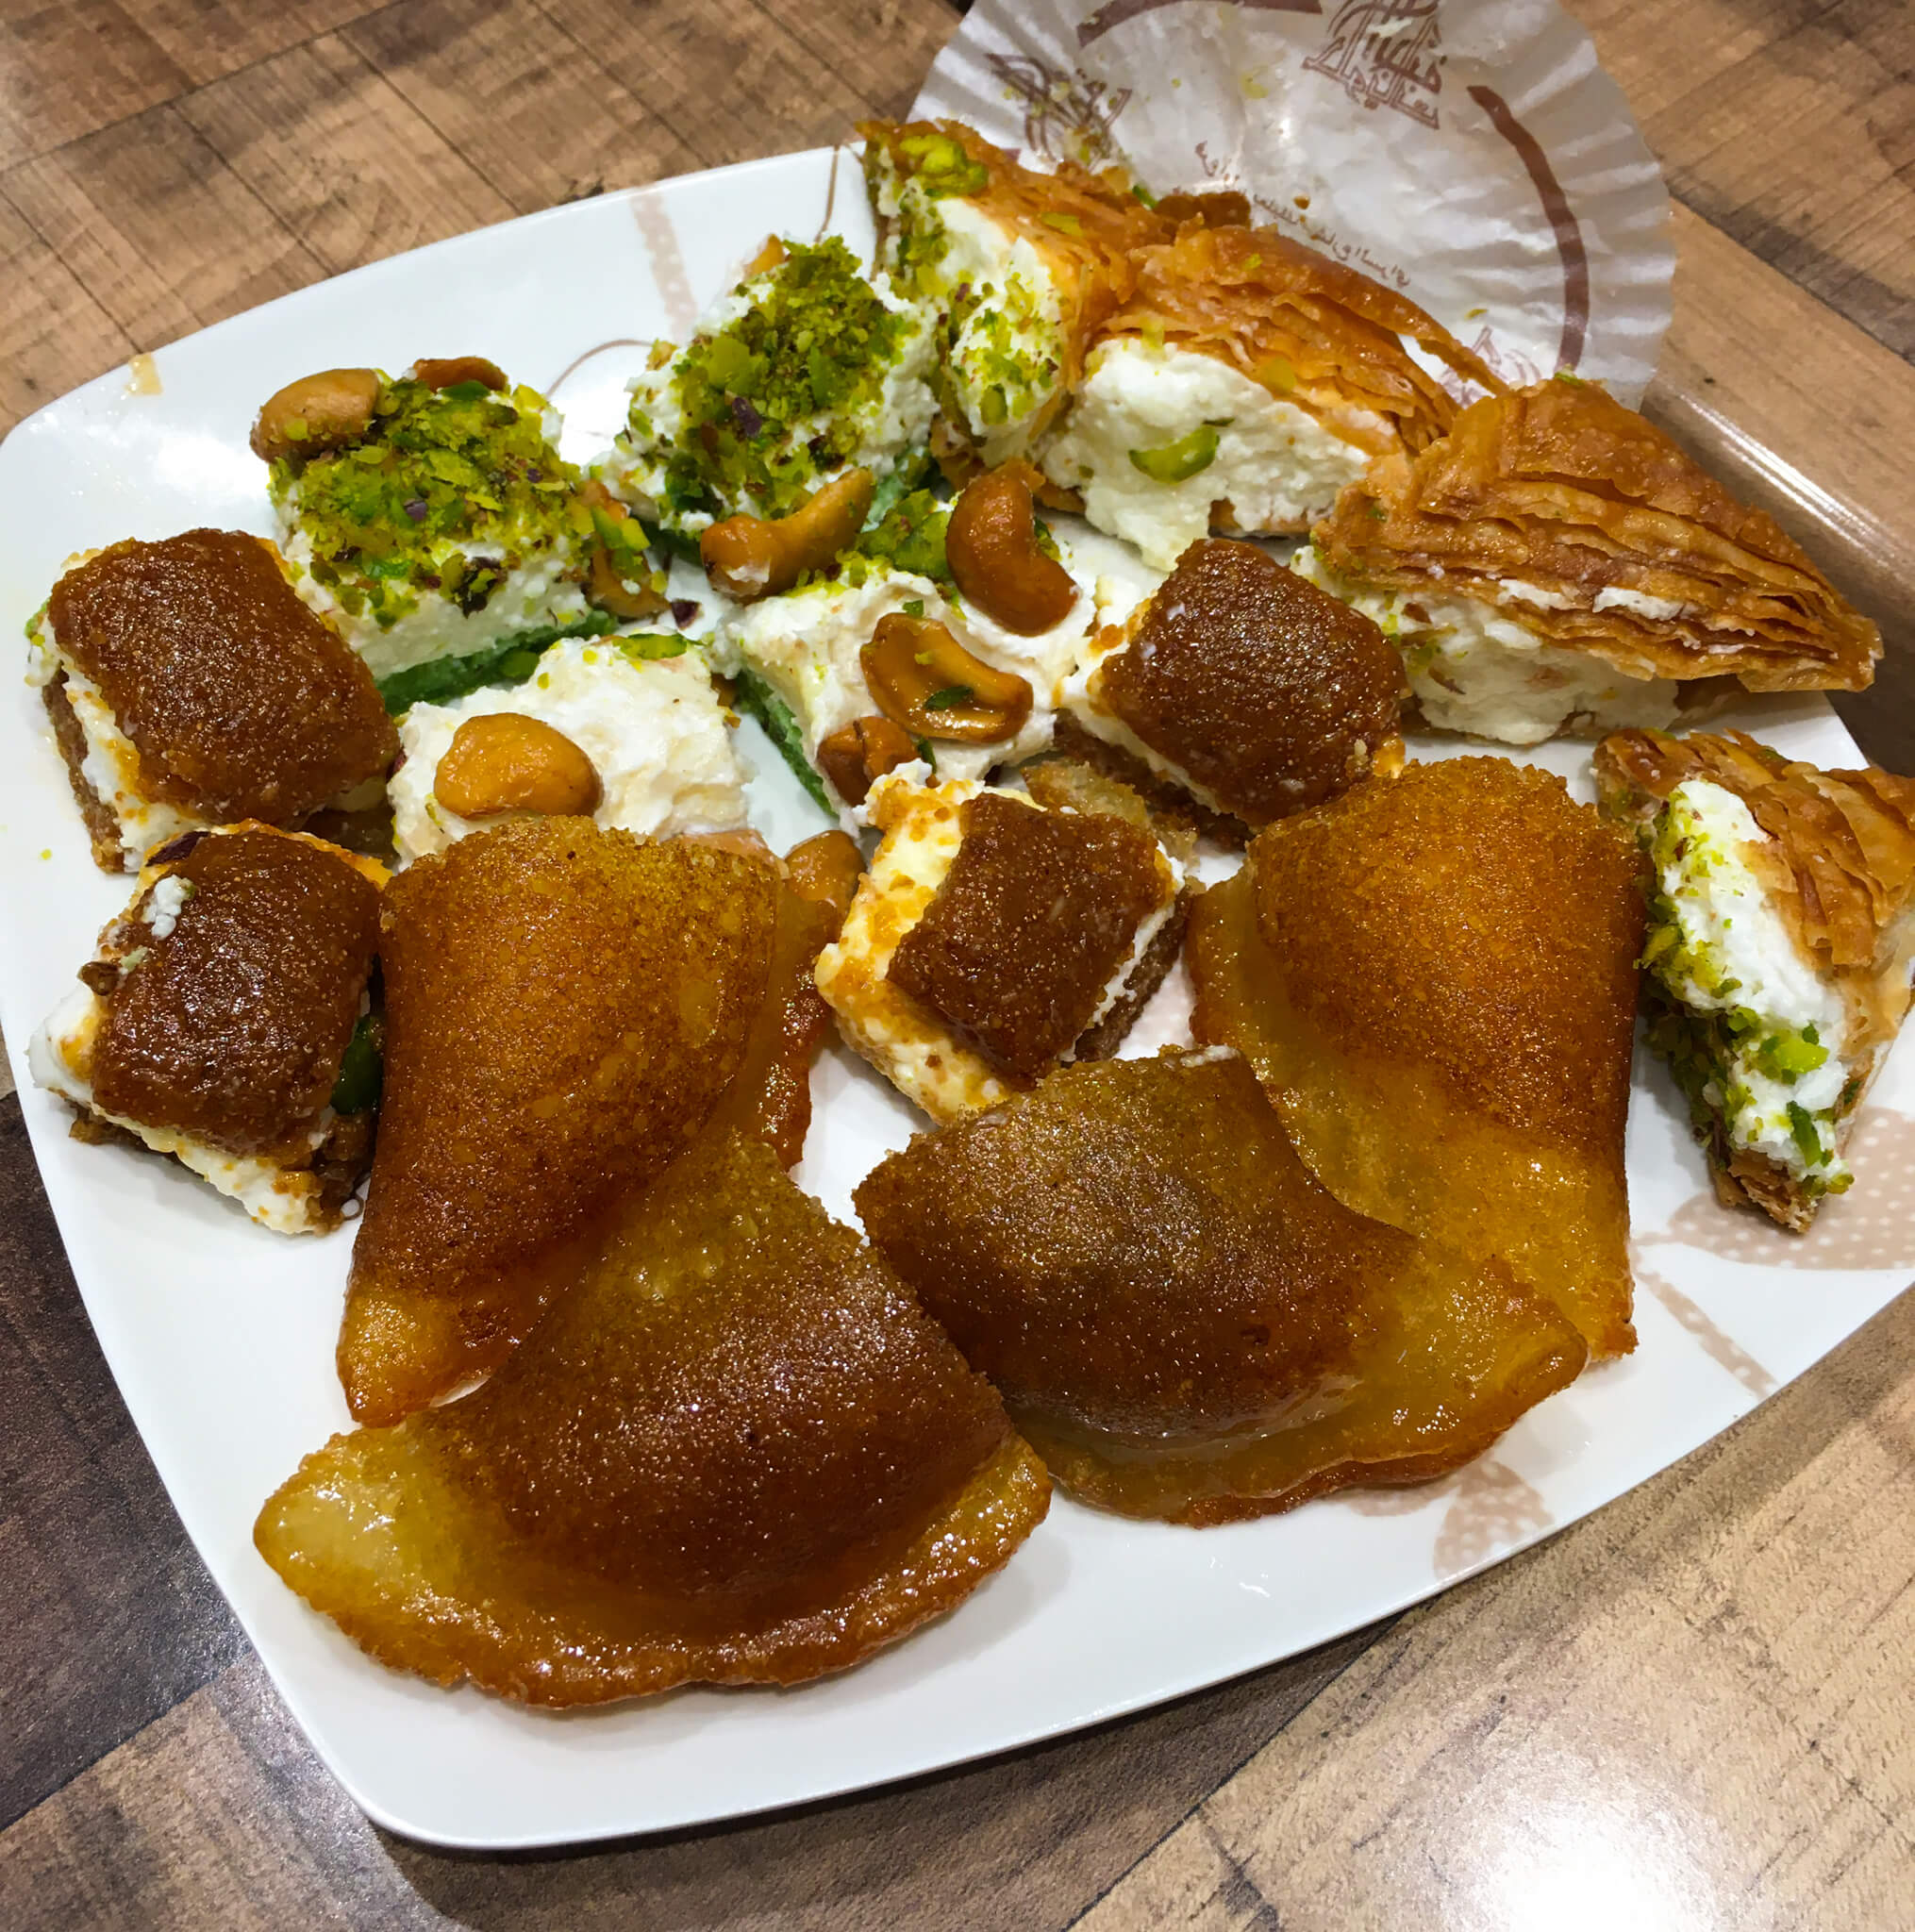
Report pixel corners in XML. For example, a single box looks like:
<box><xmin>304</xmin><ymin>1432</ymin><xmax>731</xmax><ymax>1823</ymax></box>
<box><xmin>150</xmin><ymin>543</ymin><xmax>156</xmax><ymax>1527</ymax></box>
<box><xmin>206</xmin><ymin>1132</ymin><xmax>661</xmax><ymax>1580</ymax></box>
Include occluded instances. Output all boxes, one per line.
<box><xmin>30</xmin><ymin>824</ymin><xmax>386</xmax><ymax>1233</ymax></box>
<box><xmin>1596</xmin><ymin>728</ymin><xmax>1915</xmax><ymax>1231</ymax></box>
<box><xmin>258</xmin><ymin>1127</ymin><xmax>1050</xmax><ymax>1703</ymax></box>
<box><xmin>1061</xmin><ymin>538</ymin><xmax>1406</xmax><ymax>841</ymax></box>
<box><xmin>1298</xmin><ymin>377</ymin><xmax>1882</xmax><ymax>747</ymax></box>
<box><xmin>857</xmin><ymin>1049</ymin><xmax>1585</xmax><ymax>1524</ymax></box>
<box><xmin>1190</xmin><ymin>757</ymin><xmax>1643</xmax><ymax>1357</ymax></box>
<box><xmin>26</xmin><ymin>529</ymin><xmax>398</xmax><ymax>873</ymax></box>
<box><xmin>1041</xmin><ymin>223</ymin><xmax>1505</xmax><ymax>568</ymax></box>
<box><xmin>815</xmin><ymin>769</ymin><xmax>1188</xmax><ymax>1120</ymax></box>
<box><xmin>337</xmin><ymin>818</ymin><xmax>774</xmax><ymax>1424</ymax></box>
<box><xmin>860</xmin><ymin>118</ymin><xmax>1168</xmax><ymax>476</ymax></box>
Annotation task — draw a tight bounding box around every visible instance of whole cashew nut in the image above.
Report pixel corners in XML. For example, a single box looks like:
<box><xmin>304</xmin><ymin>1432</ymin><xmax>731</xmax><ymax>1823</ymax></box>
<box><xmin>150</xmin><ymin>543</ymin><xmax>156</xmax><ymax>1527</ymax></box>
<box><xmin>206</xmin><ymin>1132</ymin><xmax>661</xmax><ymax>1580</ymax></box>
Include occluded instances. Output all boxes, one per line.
<box><xmin>783</xmin><ymin>828</ymin><xmax>865</xmax><ymax>931</ymax></box>
<box><xmin>860</xmin><ymin>614</ymin><xmax>1034</xmax><ymax>745</ymax></box>
<box><xmin>434</xmin><ymin>713</ymin><xmax>602</xmax><ymax>820</ymax></box>
<box><xmin>410</xmin><ymin>357</ymin><xmax>509</xmax><ymax>392</ymax></box>
<box><xmin>944</xmin><ymin>462</ymin><xmax>1079</xmax><ymax>636</ymax></box>
<box><xmin>816</xmin><ymin>713</ymin><xmax>919</xmax><ymax>806</ymax></box>
<box><xmin>250</xmin><ymin>368</ymin><xmax>382</xmax><ymax>463</ymax></box>
<box><xmin>700</xmin><ymin>468</ymin><xmax>874</xmax><ymax>603</ymax></box>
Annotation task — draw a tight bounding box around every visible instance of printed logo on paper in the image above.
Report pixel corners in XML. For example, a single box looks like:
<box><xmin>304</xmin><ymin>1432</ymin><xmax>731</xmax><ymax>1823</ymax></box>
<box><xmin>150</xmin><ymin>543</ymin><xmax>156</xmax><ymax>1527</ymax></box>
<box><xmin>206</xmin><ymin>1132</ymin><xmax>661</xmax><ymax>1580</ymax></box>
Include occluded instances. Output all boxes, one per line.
<box><xmin>989</xmin><ymin>54</ymin><xmax>1133</xmax><ymax>164</ymax></box>
<box><xmin>1304</xmin><ymin>0</ymin><xmax>1443</xmax><ymax>129</ymax></box>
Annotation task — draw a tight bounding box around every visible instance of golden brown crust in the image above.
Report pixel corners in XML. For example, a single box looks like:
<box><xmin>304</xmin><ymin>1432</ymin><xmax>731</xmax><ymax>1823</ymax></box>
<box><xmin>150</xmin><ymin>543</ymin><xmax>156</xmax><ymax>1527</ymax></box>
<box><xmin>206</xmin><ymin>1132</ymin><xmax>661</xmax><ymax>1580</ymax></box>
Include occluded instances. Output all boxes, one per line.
<box><xmin>1102</xmin><ymin>223</ymin><xmax>1505</xmax><ymax>460</ymax></box>
<box><xmin>259</xmin><ymin>1131</ymin><xmax>1049</xmax><ymax>1703</ymax></box>
<box><xmin>338</xmin><ymin>820</ymin><xmax>776</xmax><ymax>1424</ymax></box>
<box><xmin>42</xmin><ymin>673</ymin><xmax>127</xmax><ymax>870</ymax></box>
<box><xmin>1072</xmin><ymin>886</ymin><xmax>1192</xmax><ymax>1063</ymax></box>
<box><xmin>46</xmin><ymin>529</ymin><xmax>399</xmax><ymax>824</ymax></box>
<box><xmin>1313</xmin><ymin>381</ymin><xmax>1881</xmax><ymax>693</ymax></box>
<box><xmin>1090</xmin><ymin>539</ymin><xmax>1407</xmax><ymax>826</ymax></box>
<box><xmin>1189</xmin><ymin>758</ymin><xmax>1643</xmax><ymax>1357</ymax></box>
<box><xmin>1023</xmin><ymin>752</ymin><xmax>1200</xmax><ymax>867</ymax></box>
<box><xmin>856</xmin><ymin>1051</ymin><xmax>1585</xmax><ymax>1524</ymax></box>
<box><xmin>1049</xmin><ymin>714</ymin><xmax>1237</xmax><ymax>846</ymax></box>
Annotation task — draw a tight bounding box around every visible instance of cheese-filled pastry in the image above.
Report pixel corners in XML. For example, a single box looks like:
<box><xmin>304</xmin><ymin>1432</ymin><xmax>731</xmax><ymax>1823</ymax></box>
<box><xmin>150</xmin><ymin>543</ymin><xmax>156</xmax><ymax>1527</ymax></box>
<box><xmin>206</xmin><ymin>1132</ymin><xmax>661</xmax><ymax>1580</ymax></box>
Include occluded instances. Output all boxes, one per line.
<box><xmin>816</xmin><ymin>766</ymin><xmax>1188</xmax><ymax>1121</ymax></box>
<box><xmin>1041</xmin><ymin>223</ymin><xmax>1503</xmax><ymax>569</ymax></box>
<box><xmin>1061</xmin><ymin>537</ymin><xmax>1405</xmax><ymax>841</ymax></box>
<box><xmin>258</xmin><ymin>1127</ymin><xmax>1049</xmax><ymax>1703</ymax></box>
<box><xmin>860</xmin><ymin>119</ymin><xmax>1166</xmax><ymax>476</ymax></box>
<box><xmin>1300</xmin><ymin>377</ymin><xmax>1881</xmax><ymax>746</ymax></box>
<box><xmin>1596</xmin><ymin>727</ymin><xmax>1915</xmax><ymax>1230</ymax></box>
<box><xmin>31</xmin><ymin>824</ymin><xmax>386</xmax><ymax>1233</ymax></box>
<box><xmin>27</xmin><ymin>529</ymin><xmax>397</xmax><ymax>872</ymax></box>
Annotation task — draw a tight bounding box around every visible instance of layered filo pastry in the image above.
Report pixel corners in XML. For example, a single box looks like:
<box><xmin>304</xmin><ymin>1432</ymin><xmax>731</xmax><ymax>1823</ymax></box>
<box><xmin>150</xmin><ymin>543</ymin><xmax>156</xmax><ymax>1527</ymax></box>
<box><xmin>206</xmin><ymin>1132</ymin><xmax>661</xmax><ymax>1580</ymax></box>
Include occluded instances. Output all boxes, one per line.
<box><xmin>258</xmin><ymin>1126</ymin><xmax>1050</xmax><ymax>1703</ymax></box>
<box><xmin>30</xmin><ymin>825</ymin><xmax>387</xmax><ymax>1234</ymax></box>
<box><xmin>860</xmin><ymin>118</ymin><xmax>1167</xmax><ymax>477</ymax></box>
<box><xmin>1041</xmin><ymin>217</ymin><xmax>1504</xmax><ymax>569</ymax></box>
<box><xmin>1060</xmin><ymin>536</ymin><xmax>1406</xmax><ymax>841</ymax></box>
<box><xmin>1297</xmin><ymin>376</ymin><xmax>1882</xmax><ymax>746</ymax></box>
<box><xmin>816</xmin><ymin>761</ymin><xmax>1190</xmax><ymax>1121</ymax></box>
<box><xmin>27</xmin><ymin>528</ymin><xmax>398</xmax><ymax>872</ymax></box>
<box><xmin>1595</xmin><ymin>728</ymin><xmax>1915</xmax><ymax>1231</ymax></box>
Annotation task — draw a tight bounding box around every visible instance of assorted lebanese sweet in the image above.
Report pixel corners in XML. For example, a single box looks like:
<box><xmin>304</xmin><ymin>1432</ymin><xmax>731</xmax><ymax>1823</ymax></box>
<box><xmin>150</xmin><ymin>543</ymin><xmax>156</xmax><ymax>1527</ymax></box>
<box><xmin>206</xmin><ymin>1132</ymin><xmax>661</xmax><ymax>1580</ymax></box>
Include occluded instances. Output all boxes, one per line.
<box><xmin>1060</xmin><ymin>537</ymin><xmax>1406</xmax><ymax>841</ymax></box>
<box><xmin>602</xmin><ymin>237</ymin><xmax>936</xmax><ymax>542</ymax></box>
<box><xmin>816</xmin><ymin>764</ymin><xmax>1188</xmax><ymax>1121</ymax></box>
<box><xmin>1297</xmin><ymin>377</ymin><xmax>1882</xmax><ymax>746</ymax></box>
<box><xmin>1041</xmin><ymin>222</ymin><xmax>1505</xmax><ymax>570</ymax></box>
<box><xmin>860</xmin><ymin>119</ymin><xmax>1166</xmax><ymax>477</ymax></box>
<box><xmin>336</xmin><ymin>818</ymin><xmax>777</xmax><ymax>1425</ymax></box>
<box><xmin>257</xmin><ymin>358</ymin><xmax>641</xmax><ymax>698</ymax></box>
<box><xmin>27</xmin><ymin>528</ymin><xmax>399</xmax><ymax>872</ymax></box>
<box><xmin>715</xmin><ymin>461</ymin><xmax>1097</xmax><ymax>808</ymax></box>
<box><xmin>388</xmin><ymin>633</ymin><xmax>748</xmax><ymax>864</ymax></box>
<box><xmin>1190</xmin><ymin>756</ymin><xmax>1645</xmax><ymax>1358</ymax></box>
<box><xmin>30</xmin><ymin>825</ymin><xmax>386</xmax><ymax>1233</ymax></box>
<box><xmin>257</xmin><ymin>1126</ymin><xmax>1050</xmax><ymax>1703</ymax></box>
<box><xmin>1595</xmin><ymin>728</ymin><xmax>1915</xmax><ymax>1231</ymax></box>
<box><xmin>858</xmin><ymin>1050</ymin><xmax>1586</xmax><ymax>1524</ymax></box>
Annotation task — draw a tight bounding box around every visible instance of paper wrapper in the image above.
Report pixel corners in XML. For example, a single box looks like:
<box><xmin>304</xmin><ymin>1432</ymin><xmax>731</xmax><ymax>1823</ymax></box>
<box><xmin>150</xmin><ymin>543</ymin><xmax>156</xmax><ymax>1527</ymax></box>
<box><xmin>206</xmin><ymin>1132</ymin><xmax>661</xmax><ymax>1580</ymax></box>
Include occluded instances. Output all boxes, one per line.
<box><xmin>912</xmin><ymin>0</ymin><xmax>1673</xmax><ymax>405</ymax></box>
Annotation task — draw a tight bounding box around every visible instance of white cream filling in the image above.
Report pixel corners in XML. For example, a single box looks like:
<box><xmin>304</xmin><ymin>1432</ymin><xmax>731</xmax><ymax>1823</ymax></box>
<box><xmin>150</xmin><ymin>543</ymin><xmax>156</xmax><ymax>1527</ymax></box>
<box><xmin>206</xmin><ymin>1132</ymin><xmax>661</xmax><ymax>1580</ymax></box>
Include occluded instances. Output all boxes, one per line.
<box><xmin>1040</xmin><ymin>339</ymin><xmax>1378</xmax><ymax>572</ymax></box>
<box><xmin>389</xmin><ymin>637</ymin><xmax>748</xmax><ymax>865</ymax></box>
<box><xmin>51</xmin><ymin>660</ymin><xmax>199</xmax><ymax>870</ymax></box>
<box><xmin>144</xmin><ymin>873</ymin><xmax>192</xmax><ymax>940</ymax></box>
<box><xmin>1654</xmin><ymin>779</ymin><xmax>1851</xmax><ymax>1181</ymax></box>
<box><xmin>1291</xmin><ymin>544</ymin><xmax>1690</xmax><ymax>748</ymax></box>
<box><xmin>29</xmin><ymin>982</ymin><xmax>336</xmax><ymax>1236</ymax></box>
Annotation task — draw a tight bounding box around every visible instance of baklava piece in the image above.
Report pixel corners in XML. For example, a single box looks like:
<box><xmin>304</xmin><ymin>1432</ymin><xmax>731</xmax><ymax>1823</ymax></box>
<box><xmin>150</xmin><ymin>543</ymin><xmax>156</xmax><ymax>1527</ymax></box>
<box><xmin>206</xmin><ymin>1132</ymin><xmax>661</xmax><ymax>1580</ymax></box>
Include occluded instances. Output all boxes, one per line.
<box><xmin>1062</xmin><ymin>538</ymin><xmax>1406</xmax><ymax>841</ymax></box>
<box><xmin>1299</xmin><ymin>377</ymin><xmax>1881</xmax><ymax>746</ymax></box>
<box><xmin>30</xmin><ymin>825</ymin><xmax>386</xmax><ymax>1233</ymax></box>
<box><xmin>858</xmin><ymin>1049</ymin><xmax>1585</xmax><ymax>1524</ymax></box>
<box><xmin>258</xmin><ymin>1127</ymin><xmax>1049</xmax><ymax>1704</ymax></box>
<box><xmin>27</xmin><ymin>529</ymin><xmax>398</xmax><ymax>873</ymax></box>
<box><xmin>1190</xmin><ymin>756</ymin><xmax>1645</xmax><ymax>1358</ymax></box>
<box><xmin>337</xmin><ymin>819</ymin><xmax>775</xmax><ymax>1424</ymax></box>
<box><xmin>1041</xmin><ymin>223</ymin><xmax>1503</xmax><ymax>568</ymax></box>
<box><xmin>1596</xmin><ymin>728</ymin><xmax>1915</xmax><ymax>1230</ymax></box>
<box><xmin>815</xmin><ymin>770</ymin><xmax>1188</xmax><ymax>1121</ymax></box>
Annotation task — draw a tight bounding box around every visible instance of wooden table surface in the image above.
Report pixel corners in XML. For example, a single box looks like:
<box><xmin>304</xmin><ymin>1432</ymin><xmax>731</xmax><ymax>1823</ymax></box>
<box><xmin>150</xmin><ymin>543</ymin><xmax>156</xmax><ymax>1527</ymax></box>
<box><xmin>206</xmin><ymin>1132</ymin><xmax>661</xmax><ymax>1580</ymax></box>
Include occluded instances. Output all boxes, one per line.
<box><xmin>2</xmin><ymin>2</ymin><xmax>1912</xmax><ymax>1924</ymax></box>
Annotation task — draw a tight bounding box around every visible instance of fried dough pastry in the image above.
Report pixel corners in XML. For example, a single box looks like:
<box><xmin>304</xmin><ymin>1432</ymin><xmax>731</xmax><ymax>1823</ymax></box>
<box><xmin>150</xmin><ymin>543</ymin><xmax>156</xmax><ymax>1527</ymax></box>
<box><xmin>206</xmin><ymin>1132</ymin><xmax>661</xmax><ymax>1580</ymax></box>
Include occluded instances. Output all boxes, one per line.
<box><xmin>856</xmin><ymin>1049</ymin><xmax>1585</xmax><ymax>1524</ymax></box>
<box><xmin>1305</xmin><ymin>379</ymin><xmax>1880</xmax><ymax>743</ymax></box>
<box><xmin>1596</xmin><ymin>728</ymin><xmax>1915</xmax><ymax>1230</ymax></box>
<box><xmin>339</xmin><ymin>819</ymin><xmax>774</xmax><ymax>1424</ymax></box>
<box><xmin>1190</xmin><ymin>758</ymin><xmax>1643</xmax><ymax>1357</ymax></box>
<box><xmin>1063</xmin><ymin>538</ymin><xmax>1406</xmax><ymax>838</ymax></box>
<box><xmin>259</xmin><ymin>1129</ymin><xmax>1048</xmax><ymax>1703</ymax></box>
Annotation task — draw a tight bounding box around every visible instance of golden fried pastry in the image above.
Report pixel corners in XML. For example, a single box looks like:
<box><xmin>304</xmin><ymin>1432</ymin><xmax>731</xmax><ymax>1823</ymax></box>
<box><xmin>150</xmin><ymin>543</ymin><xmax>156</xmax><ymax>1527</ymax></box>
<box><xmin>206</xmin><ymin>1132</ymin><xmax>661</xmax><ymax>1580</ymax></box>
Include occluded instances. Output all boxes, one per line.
<box><xmin>857</xmin><ymin>1049</ymin><xmax>1585</xmax><ymax>1524</ymax></box>
<box><xmin>258</xmin><ymin>1129</ymin><xmax>1049</xmax><ymax>1703</ymax></box>
<box><xmin>1596</xmin><ymin>728</ymin><xmax>1915</xmax><ymax>1230</ymax></box>
<box><xmin>28</xmin><ymin>529</ymin><xmax>398</xmax><ymax>872</ymax></box>
<box><xmin>1190</xmin><ymin>757</ymin><xmax>1643</xmax><ymax>1357</ymax></box>
<box><xmin>1300</xmin><ymin>378</ymin><xmax>1882</xmax><ymax>746</ymax></box>
<box><xmin>1061</xmin><ymin>538</ymin><xmax>1406</xmax><ymax>840</ymax></box>
<box><xmin>860</xmin><ymin>119</ymin><xmax>1167</xmax><ymax>474</ymax></box>
<box><xmin>816</xmin><ymin>770</ymin><xmax>1188</xmax><ymax>1120</ymax></box>
<box><xmin>1042</xmin><ymin>223</ymin><xmax>1502</xmax><ymax>567</ymax></box>
<box><xmin>338</xmin><ymin>819</ymin><xmax>774</xmax><ymax>1424</ymax></box>
<box><xmin>29</xmin><ymin>824</ymin><xmax>386</xmax><ymax>1233</ymax></box>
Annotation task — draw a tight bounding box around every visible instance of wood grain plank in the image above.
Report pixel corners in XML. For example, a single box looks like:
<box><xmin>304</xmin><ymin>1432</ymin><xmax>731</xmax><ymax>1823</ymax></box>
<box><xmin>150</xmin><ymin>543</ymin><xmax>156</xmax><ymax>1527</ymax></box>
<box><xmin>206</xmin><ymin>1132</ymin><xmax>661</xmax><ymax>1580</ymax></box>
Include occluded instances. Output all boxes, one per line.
<box><xmin>343</xmin><ymin>0</ymin><xmax>700</xmax><ymax>216</ymax></box>
<box><xmin>175</xmin><ymin>33</ymin><xmax>515</xmax><ymax>278</ymax></box>
<box><xmin>0</xmin><ymin>1</ymin><xmax>188</xmax><ymax>172</ymax></box>
<box><xmin>0</xmin><ymin>104</ymin><xmax>321</xmax><ymax>358</ymax></box>
<box><xmin>115</xmin><ymin>0</ymin><xmax>383</xmax><ymax>89</ymax></box>
<box><xmin>1072</xmin><ymin>1291</ymin><xmax>1915</xmax><ymax>1931</ymax></box>
<box><xmin>537</xmin><ymin>0</ymin><xmax>875</xmax><ymax>171</ymax></box>
<box><xmin>752</xmin><ymin>0</ymin><xmax>958</xmax><ymax>122</ymax></box>
<box><xmin>0</xmin><ymin>192</ymin><xmax>133</xmax><ymax>429</ymax></box>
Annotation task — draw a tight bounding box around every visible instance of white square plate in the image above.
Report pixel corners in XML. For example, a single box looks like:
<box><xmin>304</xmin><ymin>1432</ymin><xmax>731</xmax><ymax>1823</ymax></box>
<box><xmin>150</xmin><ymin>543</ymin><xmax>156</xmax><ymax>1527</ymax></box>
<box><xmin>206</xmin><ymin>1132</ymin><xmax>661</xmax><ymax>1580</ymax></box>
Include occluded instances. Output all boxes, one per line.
<box><xmin>2</xmin><ymin>147</ymin><xmax>1908</xmax><ymax>1851</ymax></box>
